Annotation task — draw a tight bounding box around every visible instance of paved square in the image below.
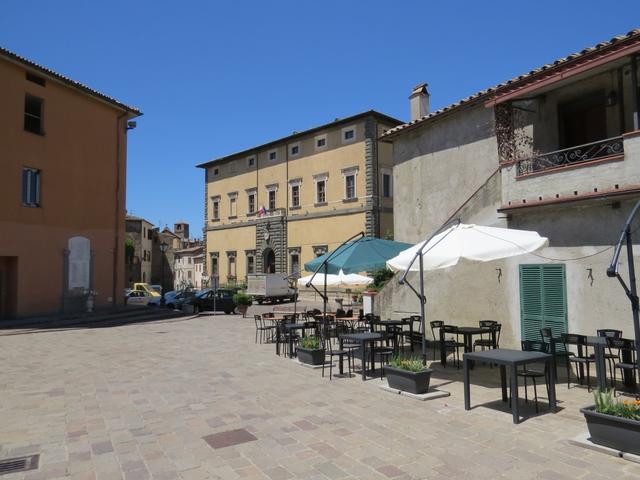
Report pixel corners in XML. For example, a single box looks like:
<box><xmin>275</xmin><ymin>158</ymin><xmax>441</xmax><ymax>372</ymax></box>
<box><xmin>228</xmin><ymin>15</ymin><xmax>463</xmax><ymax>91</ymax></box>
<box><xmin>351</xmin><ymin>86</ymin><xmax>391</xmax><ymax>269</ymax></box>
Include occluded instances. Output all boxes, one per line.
<box><xmin>0</xmin><ymin>314</ymin><xmax>638</xmax><ymax>479</ymax></box>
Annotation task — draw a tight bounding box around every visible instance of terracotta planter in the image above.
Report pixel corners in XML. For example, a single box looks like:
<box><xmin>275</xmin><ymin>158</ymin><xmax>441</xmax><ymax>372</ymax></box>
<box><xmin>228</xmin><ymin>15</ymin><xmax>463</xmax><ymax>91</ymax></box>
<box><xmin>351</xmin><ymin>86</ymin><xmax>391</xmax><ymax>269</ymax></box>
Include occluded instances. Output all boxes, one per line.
<box><xmin>297</xmin><ymin>347</ymin><xmax>325</xmax><ymax>366</ymax></box>
<box><xmin>237</xmin><ymin>305</ymin><xmax>249</xmax><ymax>317</ymax></box>
<box><xmin>384</xmin><ymin>366</ymin><xmax>433</xmax><ymax>394</ymax></box>
<box><xmin>581</xmin><ymin>405</ymin><xmax>640</xmax><ymax>455</ymax></box>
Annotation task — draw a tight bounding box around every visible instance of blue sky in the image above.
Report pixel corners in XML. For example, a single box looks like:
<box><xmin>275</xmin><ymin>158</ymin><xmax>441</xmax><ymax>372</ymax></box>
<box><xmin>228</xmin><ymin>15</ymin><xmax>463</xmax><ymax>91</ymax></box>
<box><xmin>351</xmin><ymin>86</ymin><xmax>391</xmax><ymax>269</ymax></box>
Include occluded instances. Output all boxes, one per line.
<box><xmin>2</xmin><ymin>1</ymin><xmax>637</xmax><ymax>236</ymax></box>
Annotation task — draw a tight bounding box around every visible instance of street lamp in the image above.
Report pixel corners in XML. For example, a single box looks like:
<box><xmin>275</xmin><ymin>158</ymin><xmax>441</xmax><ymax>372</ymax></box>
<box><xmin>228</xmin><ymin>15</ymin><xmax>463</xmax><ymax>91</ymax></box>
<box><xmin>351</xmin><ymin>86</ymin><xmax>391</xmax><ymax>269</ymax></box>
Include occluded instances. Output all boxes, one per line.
<box><xmin>159</xmin><ymin>241</ymin><xmax>168</xmax><ymax>307</ymax></box>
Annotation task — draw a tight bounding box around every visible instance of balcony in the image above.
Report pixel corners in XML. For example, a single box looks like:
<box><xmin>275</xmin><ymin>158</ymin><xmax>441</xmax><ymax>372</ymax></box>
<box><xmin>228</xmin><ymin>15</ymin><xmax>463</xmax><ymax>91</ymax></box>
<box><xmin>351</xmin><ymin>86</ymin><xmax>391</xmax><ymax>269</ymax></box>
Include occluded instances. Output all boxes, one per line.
<box><xmin>516</xmin><ymin>136</ymin><xmax>624</xmax><ymax>177</ymax></box>
<box><xmin>500</xmin><ymin>131</ymin><xmax>640</xmax><ymax>212</ymax></box>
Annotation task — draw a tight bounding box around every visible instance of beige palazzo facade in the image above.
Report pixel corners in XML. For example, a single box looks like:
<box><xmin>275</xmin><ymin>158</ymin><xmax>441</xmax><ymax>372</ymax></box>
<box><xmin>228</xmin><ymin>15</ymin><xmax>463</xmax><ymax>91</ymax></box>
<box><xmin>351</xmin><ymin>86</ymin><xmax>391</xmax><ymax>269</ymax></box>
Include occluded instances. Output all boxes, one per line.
<box><xmin>198</xmin><ymin>111</ymin><xmax>402</xmax><ymax>285</ymax></box>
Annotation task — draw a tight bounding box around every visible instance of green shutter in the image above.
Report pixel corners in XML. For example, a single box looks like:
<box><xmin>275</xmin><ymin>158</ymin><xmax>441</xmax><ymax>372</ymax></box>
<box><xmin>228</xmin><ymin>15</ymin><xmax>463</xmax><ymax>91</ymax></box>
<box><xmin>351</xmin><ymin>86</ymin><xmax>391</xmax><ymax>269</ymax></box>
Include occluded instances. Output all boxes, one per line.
<box><xmin>520</xmin><ymin>264</ymin><xmax>567</xmax><ymax>342</ymax></box>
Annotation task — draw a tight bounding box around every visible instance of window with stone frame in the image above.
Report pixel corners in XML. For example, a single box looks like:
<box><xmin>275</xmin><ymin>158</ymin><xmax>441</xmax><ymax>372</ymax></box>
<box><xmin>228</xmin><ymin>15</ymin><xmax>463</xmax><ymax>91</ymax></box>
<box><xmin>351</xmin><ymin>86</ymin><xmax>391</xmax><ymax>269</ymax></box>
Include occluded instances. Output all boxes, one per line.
<box><xmin>247</xmin><ymin>191</ymin><xmax>256</xmax><ymax>213</ymax></box>
<box><xmin>268</xmin><ymin>190</ymin><xmax>276</xmax><ymax>210</ymax></box>
<box><xmin>246</xmin><ymin>251</ymin><xmax>255</xmax><ymax>275</ymax></box>
<box><xmin>316</xmin><ymin>179</ymin><xmax>326</xmax><ymax>204</ymax></box>
<box><xmin>291</xmin><ymin>184</ymin><xmax>300</xmax><ymax>208</ymax></box>
<box><xmin>212</xmin><ymin>197</ymin><xmax>220</xmax><ymax>220</ymax></box>
<box><xmin>211</xmin><ymin>257</ymin><xmax>218</xmax><ymax>275</ymax></box>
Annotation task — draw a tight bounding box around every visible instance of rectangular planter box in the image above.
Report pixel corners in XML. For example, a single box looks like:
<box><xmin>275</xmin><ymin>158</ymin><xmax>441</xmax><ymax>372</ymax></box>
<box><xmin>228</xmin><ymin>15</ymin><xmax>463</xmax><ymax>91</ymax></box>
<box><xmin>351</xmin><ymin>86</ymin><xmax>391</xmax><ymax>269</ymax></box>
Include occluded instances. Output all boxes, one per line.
<box><xmin>297</xmin><ymin>347</ymin><xmax>325</xmax><ymax>366</ymax></box>
<box><xmin>581</xmin><ymin>405</ymin><xmax>640</xmax><ymax>456</ymax></box>
<box><xmin>384</xmin><ymin>366</ymin><xmax>433</xmax><ymax>394</ymax></box>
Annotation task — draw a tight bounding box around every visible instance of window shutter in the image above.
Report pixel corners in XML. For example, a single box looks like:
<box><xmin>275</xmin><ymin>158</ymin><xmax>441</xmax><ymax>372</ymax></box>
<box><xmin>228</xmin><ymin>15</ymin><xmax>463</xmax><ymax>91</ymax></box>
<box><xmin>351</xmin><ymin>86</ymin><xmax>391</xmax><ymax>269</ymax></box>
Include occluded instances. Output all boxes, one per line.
<box><xmin>22</xmin><ymin>169</ymin><xmax>29</xmax><ymax>204</ymax></box>
<box><xmin>520</xmin><ymin>265</ymin><xmax>543</xmax><ymax>342</ymax></box>
<box><xmin>520</xmin><ymin>264</ymin><xmax>567</xmax><ymax>342</ymax></box>
<box><xmin>541</xmin><ymin>264</ymin><xmax>567</xmax><ymax>339</ymax></box>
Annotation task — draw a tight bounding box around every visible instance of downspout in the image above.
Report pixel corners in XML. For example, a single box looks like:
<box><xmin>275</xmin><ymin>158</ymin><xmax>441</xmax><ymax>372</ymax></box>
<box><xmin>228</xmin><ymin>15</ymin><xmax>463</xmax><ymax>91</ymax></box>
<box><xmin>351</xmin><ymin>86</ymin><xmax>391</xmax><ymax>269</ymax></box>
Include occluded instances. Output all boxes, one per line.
<box><xmin>284</xmin><ymin>144</ymin><xmax>289</xmax><ymax>274</ymax></box>
<box><xmin>113</xmin><ymin>111</ymin><xmax>128</xmax><ymax>307</ymax></box>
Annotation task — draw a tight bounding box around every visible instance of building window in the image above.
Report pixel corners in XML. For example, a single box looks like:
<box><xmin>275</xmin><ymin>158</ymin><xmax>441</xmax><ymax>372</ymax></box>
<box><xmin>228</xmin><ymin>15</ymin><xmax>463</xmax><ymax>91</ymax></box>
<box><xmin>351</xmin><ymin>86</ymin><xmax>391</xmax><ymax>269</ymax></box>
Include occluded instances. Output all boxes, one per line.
<box><xmin>290</xmin><ymin>143</ymin><xmax>300</xmax><ymax>156</ymax></box>
<box><xmin>227</xmin><ymin>252</ymin><xmax>237</xmax><ymax>278</ymax></box>
<box><xmin>289</xmin><ymin>249</ymin><xmax>300</xmax><ymax>277</ymax></box>
<box><xmin>229</xmin><ymin>194</ymin><xmax>237</xmax><ymax>217</ymax></box>
<box><xmin>247</xmin><ymin>191</ymin><xmax>256</xmax><ymax>214</ymax></box>
<box><xmin>316</xmin><ymin>180</ymin><xmax>326</xmax><ymax>204</ymax></box>
<box><xmin>247</xmin><ymin>156</ymin><xmax>255</xmax><ymax>167</ymax></box>
<box><xmin>212</xmin><ymin>167</ymin><xmax>219</xmax><ymax>177</ymax></box>
<box><xmin>345</xmin><ymin>174</ymin><xmax>355</xmax><ymax>199</ymax></box>
<box><xmin>22</xmin><ymin>168</ymin><xmax>40</xmax><ymax>206</ymax></box>
<box><xmin>268</xmin><ymin>190</ymin><xmax>276</xmax><ymax>210</ymax></box>
<box><xmin>246</xmin><ymin>251</ymin><xmax>255</xmax><ymax>275</ymax></box>
<box><xmin>24</xmin><ymin>95</ymin><xmax>44</xmax><ymax>135</ymax></box>
<box><xmin>342</xmin><ymin>166</ymin><xmax>358</xmax><ymax>200</ymax></box>
<box><xmin>382</xmin><ymin>170</ymin><xmax>393</xmax><ymax>198</ymax></box>
<box><xmin>291</xmin><ymin>184</ymin><xmax>300</xmax><ymax>208</ymax></box>
<box><xmin>211</xmin><ymin>197</ymin><xmax>220</xmax><ymax>220</ymax></box>
<box><xmin>268</xmin><ymin>150</ymin><xmax>277</xmax><ymax>161</ymax></box>
<box><xmin>210</xmin><ymin>254</ymin><xmax>219</xmax><ymax>276</ymax></box>
<box><xmin>342</xmin><ymin>126</ymin><xmax>356</xmax><ymax>143</ymax></box>
<box><xmin>315</xmin><ymin>134</ymin><xmax>327</xmax><ymax>150</ymax></box>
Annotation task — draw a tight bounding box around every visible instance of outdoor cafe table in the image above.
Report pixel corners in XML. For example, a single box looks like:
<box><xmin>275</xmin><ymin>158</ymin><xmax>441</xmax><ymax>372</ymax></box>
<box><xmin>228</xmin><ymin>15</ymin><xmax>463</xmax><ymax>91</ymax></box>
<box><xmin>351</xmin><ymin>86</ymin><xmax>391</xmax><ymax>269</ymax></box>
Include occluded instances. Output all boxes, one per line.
<box><xmin>547</xmin><ymin>335</ymin><xmax>634</xmax><ymax>390</ymax></box>
<box><xmin>273</xmin><ymin>322</ymin><xmax>307</xmax><ymax>357</ymax></box>
<box><xmin>338</xmin><ymin>332</ymin><xmax>384</xmax><ymax>380</ymax></box>
<box><xmin>440</xmin><ymin>326</ymin><xmax>494</xmax><ymax>366</ymax></box>
<box><xmin>370</xmin><ymin>319</ymin><xmax>411</xmax><ymax>352</ymax></box>
<box><xmin>463</xmin><ymin>348</ymin><xmax>556</xmax><ymax>424</ymax></box>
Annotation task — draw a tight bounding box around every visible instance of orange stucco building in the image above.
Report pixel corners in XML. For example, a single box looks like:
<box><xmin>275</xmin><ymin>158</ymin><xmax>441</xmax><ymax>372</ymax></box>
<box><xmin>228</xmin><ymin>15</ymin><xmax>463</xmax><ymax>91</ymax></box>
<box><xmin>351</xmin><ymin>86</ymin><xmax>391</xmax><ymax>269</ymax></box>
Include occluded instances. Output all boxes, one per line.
<box><xmin>0</xmin><ymin>47</ymin><xmax>141</xmax><ymax>319</ymax></box>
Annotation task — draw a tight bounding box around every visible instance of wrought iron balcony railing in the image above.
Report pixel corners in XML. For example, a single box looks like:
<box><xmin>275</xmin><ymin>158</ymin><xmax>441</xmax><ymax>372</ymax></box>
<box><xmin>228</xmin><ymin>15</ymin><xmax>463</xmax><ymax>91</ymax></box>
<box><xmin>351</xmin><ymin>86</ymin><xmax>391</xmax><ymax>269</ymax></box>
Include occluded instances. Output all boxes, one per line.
<box><xmin>516</xmin><ymin>136</ymin><xmax>624</xmax><ymax>176</ymax></box>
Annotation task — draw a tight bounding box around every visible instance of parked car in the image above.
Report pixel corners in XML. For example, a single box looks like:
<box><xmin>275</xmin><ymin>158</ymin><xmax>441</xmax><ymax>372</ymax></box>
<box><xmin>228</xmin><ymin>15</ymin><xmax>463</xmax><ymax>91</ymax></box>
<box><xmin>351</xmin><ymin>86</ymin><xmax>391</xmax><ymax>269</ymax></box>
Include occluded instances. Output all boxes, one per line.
<box><xmin>132</xmin><ymin>282</ymin><xmax>161</xmax><ymax>297</ymax></box>
<box><xmin>150</xmin><ymin>284</ymin><xmax>162</xmax><ymax>294</ymax></box>
<box><xmin>185</xmin><ymin>288</ymin><xmax>236</xmax><ymax>314</ymax></box>
<box><xmin>125</xmin><ymin>290</ymin><xmax>154</xmax><ymax>306</ymax></box>
<box><xmin>147</xmin><ymin>290</ymin><xmax>176</xmax><ymax>307</ymax></box>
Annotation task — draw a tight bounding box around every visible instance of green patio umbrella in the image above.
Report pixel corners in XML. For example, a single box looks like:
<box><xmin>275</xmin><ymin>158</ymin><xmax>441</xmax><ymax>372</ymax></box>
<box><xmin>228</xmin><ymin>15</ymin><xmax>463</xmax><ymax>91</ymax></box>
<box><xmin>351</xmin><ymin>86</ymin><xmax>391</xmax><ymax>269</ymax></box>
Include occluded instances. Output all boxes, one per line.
<box><xmin>304</xmin><ymin>237</ymin><xmax>412</xmax><ymax>275</ymax></box>
<box><xmin>303</xmin><ymin>235</ymin><xmax>412</xmax><ymax>338</ymax></box>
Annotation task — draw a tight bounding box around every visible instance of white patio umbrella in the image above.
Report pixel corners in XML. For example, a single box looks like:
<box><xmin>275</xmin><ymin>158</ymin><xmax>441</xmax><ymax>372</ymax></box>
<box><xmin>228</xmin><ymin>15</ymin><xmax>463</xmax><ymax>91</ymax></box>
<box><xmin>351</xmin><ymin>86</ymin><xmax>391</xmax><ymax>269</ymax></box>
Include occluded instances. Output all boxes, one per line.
<box><xmin>297</xmin><ymin>270</ymin><xmax>373</xmax><ymax>288</ymax></box>
<box><xmin>386</xmin><ymin>220</ymin><xmax>549</xmax><ymax>363</ymax></box>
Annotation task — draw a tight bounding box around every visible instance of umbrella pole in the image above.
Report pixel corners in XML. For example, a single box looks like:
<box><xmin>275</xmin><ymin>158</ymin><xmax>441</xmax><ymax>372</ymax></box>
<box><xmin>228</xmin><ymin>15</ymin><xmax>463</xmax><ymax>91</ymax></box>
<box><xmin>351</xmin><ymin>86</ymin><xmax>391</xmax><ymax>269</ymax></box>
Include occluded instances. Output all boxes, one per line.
<box><xmin>607</xmin><ymin>200</ymin><xmax>640</xmax><ymax>383</ymax></box>
<box><xmin>419</xmin><ymin>253</ymin><xmax>427</xmax><ymax>366</ymax></box>
<box><xmin>323</xmin><ymin>263</ymin><xmax>328</xmax><ymax>345</ymax></box>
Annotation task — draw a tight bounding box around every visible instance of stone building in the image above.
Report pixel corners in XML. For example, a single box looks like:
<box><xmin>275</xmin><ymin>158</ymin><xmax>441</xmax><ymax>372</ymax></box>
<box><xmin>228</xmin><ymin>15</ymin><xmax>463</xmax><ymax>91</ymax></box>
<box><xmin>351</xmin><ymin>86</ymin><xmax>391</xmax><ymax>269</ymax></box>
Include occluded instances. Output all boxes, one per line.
<box><xmin>0</xmin><ymin>46</ymin><xmax>140</xmax><ymax>318</ymax></box>
<box><xmin>378</xmin><ymin>29</ymin><xmax>640</xmax><ymax>348</ymax></box>
<box><xmin>173</xmin><ymin>245</ymin><xmax>204</xmax><ymax>290</ymax></box>
<box><xmin>197</xmin><ymin>111</ymin><xmax>402</xmax><ymax>285</ymax></box>
<box><xmin>125</xmin><ymin>215</ymin><xmax>154</xmax><ymax>285</ymax></box>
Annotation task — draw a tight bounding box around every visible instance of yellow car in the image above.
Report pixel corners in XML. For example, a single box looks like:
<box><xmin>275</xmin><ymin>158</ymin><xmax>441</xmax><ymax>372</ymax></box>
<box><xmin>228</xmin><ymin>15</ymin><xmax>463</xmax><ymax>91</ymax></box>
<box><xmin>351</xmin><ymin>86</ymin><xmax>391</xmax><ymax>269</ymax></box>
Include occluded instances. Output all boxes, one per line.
<box><xmin>132</xmin><ymin>283</ymin><xmax>161</xmax><ymax>297</ymax></box>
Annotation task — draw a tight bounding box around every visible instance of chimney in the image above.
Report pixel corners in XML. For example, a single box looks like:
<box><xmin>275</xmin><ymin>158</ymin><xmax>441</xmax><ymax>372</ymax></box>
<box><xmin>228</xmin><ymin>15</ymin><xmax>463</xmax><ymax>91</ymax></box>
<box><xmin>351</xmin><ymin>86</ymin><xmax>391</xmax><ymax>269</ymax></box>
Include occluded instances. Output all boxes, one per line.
<box><xmin>409</xmin><ymin>83</ymin><xmax>430</xmax><ymax>121</ymax></box>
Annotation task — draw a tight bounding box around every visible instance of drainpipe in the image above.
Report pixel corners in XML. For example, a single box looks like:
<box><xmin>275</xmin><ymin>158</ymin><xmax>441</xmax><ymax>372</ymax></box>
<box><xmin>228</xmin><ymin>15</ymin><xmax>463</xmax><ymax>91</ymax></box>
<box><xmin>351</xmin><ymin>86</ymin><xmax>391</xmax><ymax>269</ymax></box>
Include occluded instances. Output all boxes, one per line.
<box><xmin>113</xmin><ymin>112</ymin><xmax>128</xmax><ymax>307</ymax></box>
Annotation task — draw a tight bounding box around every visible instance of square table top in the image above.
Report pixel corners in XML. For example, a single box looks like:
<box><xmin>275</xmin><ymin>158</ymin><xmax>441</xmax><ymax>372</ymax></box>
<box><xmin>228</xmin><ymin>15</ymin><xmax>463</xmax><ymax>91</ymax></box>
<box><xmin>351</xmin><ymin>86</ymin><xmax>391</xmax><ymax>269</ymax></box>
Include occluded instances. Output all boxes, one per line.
<box><xmin>464</xmin><ymin>348</ymin><xmax>551</xmax><ymax>366</ymax></box>
<box><xmin>339</xmin><ymin>332</ymin><xmax>385</xmax><ymax>342</ymax></box>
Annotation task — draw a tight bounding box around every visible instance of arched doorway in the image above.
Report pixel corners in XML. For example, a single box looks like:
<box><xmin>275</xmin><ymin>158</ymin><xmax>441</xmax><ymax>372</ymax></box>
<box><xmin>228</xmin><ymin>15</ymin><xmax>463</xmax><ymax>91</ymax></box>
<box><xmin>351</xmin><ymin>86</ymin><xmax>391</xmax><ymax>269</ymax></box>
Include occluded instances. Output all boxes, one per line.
<box><xmin>263</xmin><ymin>248</ymin><xmax>276</xmax><ymax>274</ymax></box>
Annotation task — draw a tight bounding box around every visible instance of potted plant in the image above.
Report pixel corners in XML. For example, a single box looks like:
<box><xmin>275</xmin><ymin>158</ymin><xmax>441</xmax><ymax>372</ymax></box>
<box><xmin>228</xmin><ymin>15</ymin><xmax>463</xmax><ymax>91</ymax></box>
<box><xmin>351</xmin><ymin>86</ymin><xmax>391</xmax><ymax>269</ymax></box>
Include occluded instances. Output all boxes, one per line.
<box><xmin>296</xmin><ymin>336</ymin><xmax>325</xmax><ymax>366</ymax></box>
<box><xmin>581</xmin><ymin>389</ymin><xmax>640</xmax><ymax>455</ymax></box>
<box><xmin>232</xmin><ymin>292</ymin><xmax>253</xmax><ymax>317</ymax></box>
<box><xmin>384</xmin><ymin>356</ymin><xmax>433</xmax><ymax>394</ymax></box>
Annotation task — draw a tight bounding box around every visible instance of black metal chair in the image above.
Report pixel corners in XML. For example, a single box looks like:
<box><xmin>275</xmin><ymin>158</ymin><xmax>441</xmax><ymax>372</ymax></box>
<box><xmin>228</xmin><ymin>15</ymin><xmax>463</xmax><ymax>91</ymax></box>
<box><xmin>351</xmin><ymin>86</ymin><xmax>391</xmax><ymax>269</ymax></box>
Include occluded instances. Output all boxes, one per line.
<box><xmin>518</xmin><ymin>340</ymin><xmax>550</xmax><ymax>414</ymax></box>
<box><xmin>441</xmin><ymin>324</ymin><xmax>464</xmax><ymax>368</ymax></box>
<box><xmin>540</xmin><ymin>327</ymin><xmax>570</xmax><ymax>370</ymax></box>
<box><xmin>321</xmin><ymin>329</ymin><xmax>352</xmax><ymax>380</ymax></box>
<box><xmin>473</xmin><ymin>323</ymin><xmax>501</xmax><ymax>351</ymax></box>
<box><xmin>399</xmin><ymin>316</ymin><xmax>422</xmax><ymax>352</ymax></box>
<box><xmin>561</xmin><ymin>333</ymin><xmax>596</xmax><ymax>391</ymax></box>
<box><xmin>254</xmin><ymin>315</ymin><xmax>274</xmax><ymax>344</ymax></box>
<box><xmin>598</xmin><ymin>329</ymin><xmax>623</xmax><ymax>387</ymax></box>
<box><xmin>608</xmin><ymin>337</ymin><xmax>638</xmax><ymax>394</ymax></box>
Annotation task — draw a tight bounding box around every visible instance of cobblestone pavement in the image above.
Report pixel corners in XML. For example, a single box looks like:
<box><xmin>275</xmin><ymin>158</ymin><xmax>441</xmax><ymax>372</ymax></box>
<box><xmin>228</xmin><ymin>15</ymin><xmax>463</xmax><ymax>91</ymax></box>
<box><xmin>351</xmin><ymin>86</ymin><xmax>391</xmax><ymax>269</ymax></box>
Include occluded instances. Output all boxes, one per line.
<box><xmin>0</xmin><ymin>314</ymin><xmax>638</xmax><ymax>480</ymax></box>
